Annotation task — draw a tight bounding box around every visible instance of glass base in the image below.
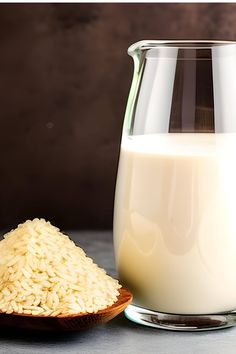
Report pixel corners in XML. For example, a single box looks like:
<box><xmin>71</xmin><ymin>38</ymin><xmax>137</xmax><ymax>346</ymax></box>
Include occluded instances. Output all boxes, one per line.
<box><xmin>125</xmin><ymin>304</ymin><xmax>236</xmax><ymax>331</ymax></box>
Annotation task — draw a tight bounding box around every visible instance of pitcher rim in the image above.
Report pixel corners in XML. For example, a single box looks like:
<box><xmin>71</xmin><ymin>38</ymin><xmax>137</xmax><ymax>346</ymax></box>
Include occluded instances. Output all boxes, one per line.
<box><xmin>128</xmin><ymin>40</ymin><xmax>236</xmax><ymax>56</ymax></box>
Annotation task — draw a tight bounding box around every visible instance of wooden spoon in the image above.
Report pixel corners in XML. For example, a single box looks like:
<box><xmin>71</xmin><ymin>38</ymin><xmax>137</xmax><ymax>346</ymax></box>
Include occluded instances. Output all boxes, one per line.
<box><xmin>0</xmin><ymin>287</ymin><xmax>132</xmax><ymax>331</ymax></box>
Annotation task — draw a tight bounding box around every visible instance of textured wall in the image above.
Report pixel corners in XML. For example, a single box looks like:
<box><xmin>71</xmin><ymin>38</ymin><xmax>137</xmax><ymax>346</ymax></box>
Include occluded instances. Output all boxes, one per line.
<box><xmin>0</xmin><ymin>3</ymin><xmax>235</xmax><ymax>229</ymax></box>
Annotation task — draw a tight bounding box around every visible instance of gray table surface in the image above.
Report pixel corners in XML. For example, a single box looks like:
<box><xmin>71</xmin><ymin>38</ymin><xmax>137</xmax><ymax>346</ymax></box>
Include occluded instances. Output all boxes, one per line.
<box><xmin>0</xmin><ymin>230</ymin><xmax>236</xmax><ymax>354</ymax></box>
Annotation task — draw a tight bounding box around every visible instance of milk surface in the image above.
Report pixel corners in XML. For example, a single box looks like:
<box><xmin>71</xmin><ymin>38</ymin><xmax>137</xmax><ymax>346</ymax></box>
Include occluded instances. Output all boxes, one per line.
<box><xmin>114</xmin><ymin>134</ymin><xmax>236</xmax><ymax>314</ymax></box>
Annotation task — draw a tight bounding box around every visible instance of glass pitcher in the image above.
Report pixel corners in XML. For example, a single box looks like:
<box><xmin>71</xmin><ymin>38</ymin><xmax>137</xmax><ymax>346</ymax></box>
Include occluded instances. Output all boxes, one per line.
<box><xmin>113</xmin><ymin>40</ymin><xmax>236</xmax><ymax>331</ymax></box>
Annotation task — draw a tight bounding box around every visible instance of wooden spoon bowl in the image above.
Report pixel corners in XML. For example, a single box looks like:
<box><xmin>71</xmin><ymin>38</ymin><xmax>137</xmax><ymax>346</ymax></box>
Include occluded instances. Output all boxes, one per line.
<box><xmin>0</xmin><ymin>287</ymin><xmax>132</xmax><ymax>331</ymax></box>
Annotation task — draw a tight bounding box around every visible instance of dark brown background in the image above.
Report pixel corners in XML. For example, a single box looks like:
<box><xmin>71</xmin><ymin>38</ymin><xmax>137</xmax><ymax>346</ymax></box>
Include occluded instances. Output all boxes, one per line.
<box><xmin>0</xmin><ymin>3</ymin><xmax>235</xmax><ymax>230</ymax></box>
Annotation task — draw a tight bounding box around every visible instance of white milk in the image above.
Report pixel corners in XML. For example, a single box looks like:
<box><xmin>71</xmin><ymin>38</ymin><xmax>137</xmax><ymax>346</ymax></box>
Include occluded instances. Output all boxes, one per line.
<box><xmin>114</xmin><ymin>134</ymin><xmax>236</xmax><ymax>314</ymax></box>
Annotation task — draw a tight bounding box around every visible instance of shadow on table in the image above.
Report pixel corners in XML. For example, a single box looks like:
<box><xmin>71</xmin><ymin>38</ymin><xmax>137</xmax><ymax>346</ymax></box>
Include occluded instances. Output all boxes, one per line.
<box><xmin>0</xmin><ymin>314</ymin><xmax>129</xmax><ymax>344</ymax></box>
<box><xmin>0</xmin><ymin>312</ymin><xmax>234</xmax><ymax>349</ymax></box>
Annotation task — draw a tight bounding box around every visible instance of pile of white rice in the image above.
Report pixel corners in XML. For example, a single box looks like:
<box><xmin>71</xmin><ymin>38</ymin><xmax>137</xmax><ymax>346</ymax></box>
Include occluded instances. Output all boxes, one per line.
<box><xmin>0</xmin><ymin>218</ymin><xmax>121</xmax><ymax>316</ymax></box>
